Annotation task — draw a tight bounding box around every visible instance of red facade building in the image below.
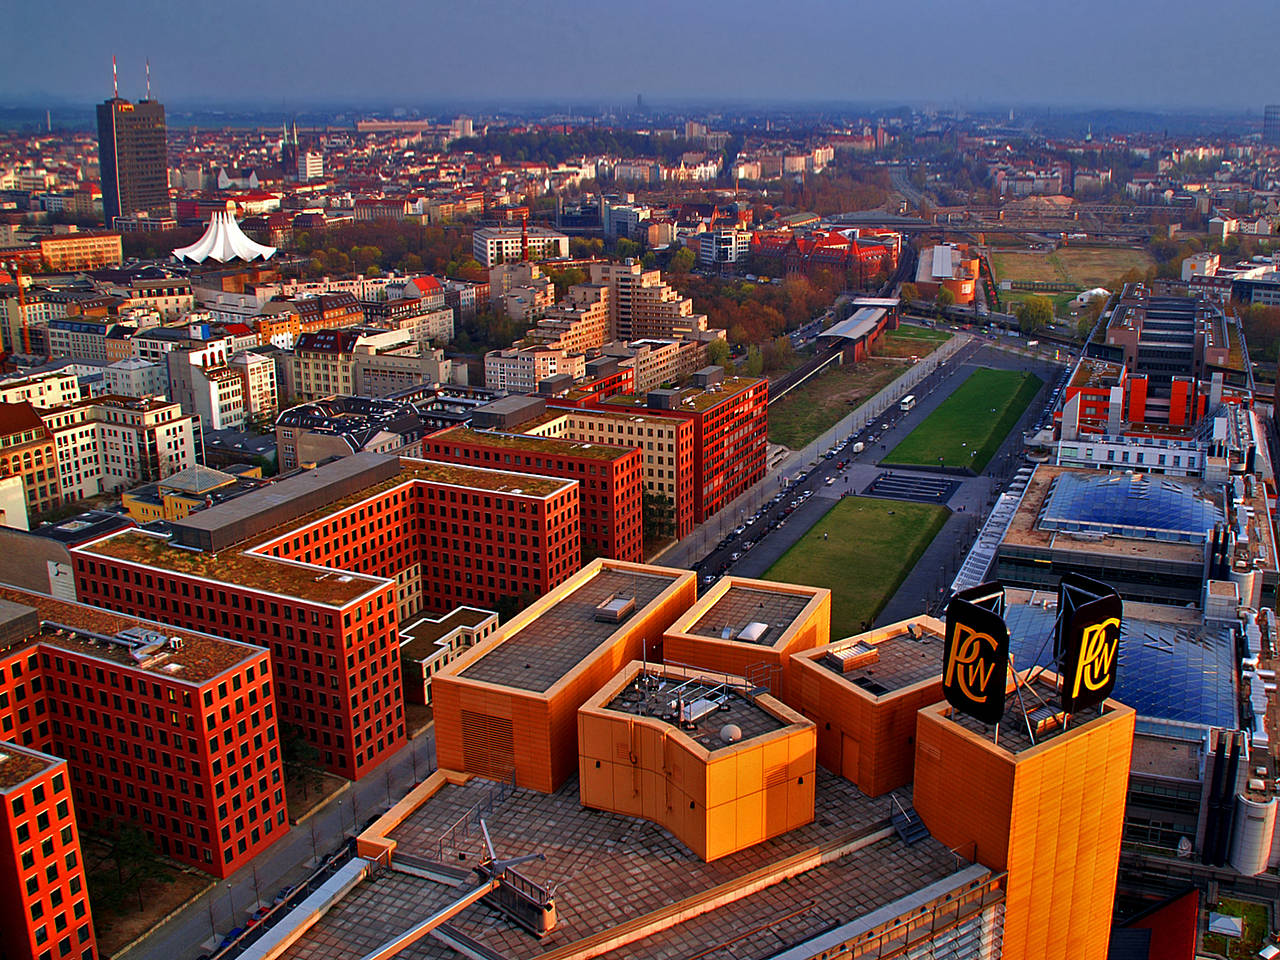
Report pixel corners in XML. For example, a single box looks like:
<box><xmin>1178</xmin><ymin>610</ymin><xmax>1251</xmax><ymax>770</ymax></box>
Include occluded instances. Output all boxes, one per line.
<box><xmin>574</xmin><ymin>374</ymin><xmax>769</xmax><ymax>523</ymax></box>
<box><xmin>423</xmin><ymin>427</ymin><xmax>642</xmax><ymax>563</ymax></box>
<box><xmin>0</xmin><ymin>588</ymin><xmax>287</xmax><ymax>890</ymax></box>
<box><xmin>0</xmin><ymin>744</ymin><xmax>94</xmax><ymax>960</ymax></box>
<box><xmin>71</xmin><ymin>455</ymin><xmax>579</xmax><ymax>780</ymax></box>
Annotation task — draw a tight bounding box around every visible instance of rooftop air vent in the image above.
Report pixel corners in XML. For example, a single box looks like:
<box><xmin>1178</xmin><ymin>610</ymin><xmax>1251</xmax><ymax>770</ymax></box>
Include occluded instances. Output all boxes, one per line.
<box><xmin>594</xmin><ymin>594</ymin><xmax>636</xmax><ymax>624</ymax></box>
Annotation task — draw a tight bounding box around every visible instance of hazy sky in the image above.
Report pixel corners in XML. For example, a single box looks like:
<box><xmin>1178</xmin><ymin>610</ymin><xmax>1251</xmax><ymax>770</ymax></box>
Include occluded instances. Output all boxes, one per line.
<box><xmin>4</xmin><ymin>0</ymin><xmax>1276</xmax><ymax>110</ymax></box>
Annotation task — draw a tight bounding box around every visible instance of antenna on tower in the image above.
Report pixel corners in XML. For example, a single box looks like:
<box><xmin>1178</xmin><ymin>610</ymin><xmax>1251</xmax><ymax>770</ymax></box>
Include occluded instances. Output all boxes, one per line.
<box><xmin>112</xmin><ymin>55</ymin><xmax>118</xmax><ymax>98</ymax></box>
<box><xmin>145</xmin><ymin>58</ymin><xmax>151</xmax><ymax>101</ymax></box>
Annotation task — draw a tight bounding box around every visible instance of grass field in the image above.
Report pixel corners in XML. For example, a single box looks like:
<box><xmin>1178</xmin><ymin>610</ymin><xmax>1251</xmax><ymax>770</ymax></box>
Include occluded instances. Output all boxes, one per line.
<box><xmin>763</xmin><ymin>496</ymin><xmax>949</xmax><ymax>638</ymax></box>
<box><xmin>768</xmin><ymin>329</ymin><xmax>951</xmax><ymax>449</ymax></box>
<box><xmin>990</xmin><ymin>247</ymin><xmax>1154</xmax><ymax>291</ymax></box>
<box><xmin>885</xmin><ymin>368</ymin><xmax>1042</xmax><ymax>472</ymax></box>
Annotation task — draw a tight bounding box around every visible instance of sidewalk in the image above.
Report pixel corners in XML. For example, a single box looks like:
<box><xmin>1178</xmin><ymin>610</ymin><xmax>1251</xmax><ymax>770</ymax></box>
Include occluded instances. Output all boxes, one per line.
<box><xmin>123</xmin><ymin>726</ymin><xmax>438</xmax><ymax>960</ymax></box>
<box><xmin>657</xmin><ymin>332</ymin><xmax>972</xmax><ymax>570</ymax></box>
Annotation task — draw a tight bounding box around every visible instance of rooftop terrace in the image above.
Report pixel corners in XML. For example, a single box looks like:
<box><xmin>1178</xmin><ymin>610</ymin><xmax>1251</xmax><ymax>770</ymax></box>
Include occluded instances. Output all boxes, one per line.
<box><xmin>0</xmin><ymin>587</ymin><xmax>264</xmax><ymax>684</ymax></box>
<box><xmin>816</xmin><ymin>619</ymin><xmax>945</xmax><ymax>696</ymax></box>
<box><xmin>683</xmin><ymin>584</ymin><xmax>815</xmax><ymax>646</ymax></box>
<box><xmin>0</xmin><ymin>743</ymin><xmax>58</xmax><ymax>791</ymax></box>
<box><xmin>603</xmin><ymin>669</ymin><xmax>788</xmax><ymax>750</ymax></box>
<box><xmin>459</xmin><ymin>566</ymin><xmax>679</xmax><ymax>692</ymax></box>
<box><xmin>433</xmin><ymin>426</ymin><xmax>634</xmax><ymax>462</ymax></box>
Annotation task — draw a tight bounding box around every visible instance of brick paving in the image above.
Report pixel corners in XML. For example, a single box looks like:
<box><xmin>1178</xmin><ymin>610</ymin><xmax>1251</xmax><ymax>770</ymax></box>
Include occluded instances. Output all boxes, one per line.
<box><xmin>282</xmin><ymin>769</ymin><xmax>966</xmax><ymax>960</ymax></box>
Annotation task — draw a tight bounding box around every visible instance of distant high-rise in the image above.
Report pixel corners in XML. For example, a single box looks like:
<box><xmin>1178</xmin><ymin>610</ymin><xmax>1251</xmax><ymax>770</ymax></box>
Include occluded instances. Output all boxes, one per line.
<box><xmin>1264</xmin><ymin>105</ymin><xmax>1280</xmax><ymax>146</ymax></box>
<box><xmin>96</xmin><ymin>76</ymin><xmax>169</xmax><ymax>226</ymax></box>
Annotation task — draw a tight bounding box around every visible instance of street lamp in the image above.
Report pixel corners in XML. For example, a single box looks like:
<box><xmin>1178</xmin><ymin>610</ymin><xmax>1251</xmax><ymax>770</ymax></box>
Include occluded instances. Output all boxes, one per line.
<box><xmin>225</xmin><ymin>882</ymin><xmax>235</xmax><ymax>920</ymax></box>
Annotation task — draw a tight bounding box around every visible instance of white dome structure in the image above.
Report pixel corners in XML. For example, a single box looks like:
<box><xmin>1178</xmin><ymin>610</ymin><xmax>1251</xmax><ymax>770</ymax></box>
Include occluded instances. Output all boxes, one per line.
<box><xmin>172</xmin><ymin>211</ymin><xmax>277</xmax><ymax>264</ymax></box>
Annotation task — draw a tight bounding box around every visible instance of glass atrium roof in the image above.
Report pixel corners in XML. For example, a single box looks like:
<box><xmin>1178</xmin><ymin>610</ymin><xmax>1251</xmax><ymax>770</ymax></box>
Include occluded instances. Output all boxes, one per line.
<box><xmin>1037</xmin><ymin>472</ymin><xmax>1223</xmax><ymax>543</ymax></box>
<box><xmin>1005</xmin><ymin>602</ymin><xmax>1237</xmax><ymax>728</ymax></box>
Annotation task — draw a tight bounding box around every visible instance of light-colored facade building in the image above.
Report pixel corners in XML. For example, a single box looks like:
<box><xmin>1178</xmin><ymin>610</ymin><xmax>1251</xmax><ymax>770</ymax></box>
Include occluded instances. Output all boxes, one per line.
<box><xmin>483</xmin><ymin>345</ymin><xmax>585</xmax><ymax>393</ymax></box>
<box><xmin>0</xmin><ymin>369</ymin><xmax>82</xmax><ymax>409</ymax></box>
<box><xmin>38</xmin><ymin>395</ymin><xmax>198</xmax><ymax>499</ymax></box>
<box><xmin>166</xmin><ymin>341</ymin><xmax>246</xmax><ymax>431</ymax></box>
<box><xmin>230</xmin><ymin>351</ymin><xmax>279</xmax><ymax>425</ymax></box>
<box><xmin>588</xmin><ymin>260</ymin><xmax>710</xmax><ymax>341</ymax></box>
<box><xmin>38</xmin><ymin>232</ymin><xmax>123</xmax><ymax>271</ymax></box>
<box><xmin>490</xmin><ymin>262</ymin><xmax>556</xmax><ymax>321</ymax></box>
<box><xmin>102</xmin><ymin>357</ymin><xmax>168</xmax><ymax>399</ymax></box>
<box><xmin>472</xmin><ymin>226</ymin><xmax>569</xmax><ymax>267</ymax></box>
<box><xmin>526</xmin><ymin>284</ymin><xmax>610</xmax><ymax>354</ymax></box>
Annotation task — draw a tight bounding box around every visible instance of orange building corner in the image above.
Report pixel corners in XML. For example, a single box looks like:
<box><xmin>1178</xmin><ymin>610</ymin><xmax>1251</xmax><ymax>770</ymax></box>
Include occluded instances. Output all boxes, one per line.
<box><xmin>913</xmin><ymin>670</ymin><xmax>1136</xmax><ymax>960</ymax></box>
<box><xmin>578</xmin><ymin>660</ymin><xmax>816</xmax><ymax>861</ymax></box>
<box><xmin>790</xmin><ymin>615</ymin><xmax>945</xmax><ymax>797</ymax></box>
<box><xmin>662</xmin><ymin>576</ymin><xmax>831</xmax><ymax>700</ymax></box>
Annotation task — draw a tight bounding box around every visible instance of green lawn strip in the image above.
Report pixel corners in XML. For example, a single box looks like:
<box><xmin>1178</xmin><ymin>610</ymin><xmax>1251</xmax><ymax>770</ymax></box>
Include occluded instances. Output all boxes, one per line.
<box><xmin>888</xmin><ymin>325</ymin><xmax>951</xmax><ymax>343</ymax></box>
<box><xmin>763</xmin><ymin>496</ymin><xmax>949</xmax><ymax>639</ymax></box>
<box><xmin>885</xmin><ymin>369</ymin><xmax>1042</xmax><ymax>472</ymax></box>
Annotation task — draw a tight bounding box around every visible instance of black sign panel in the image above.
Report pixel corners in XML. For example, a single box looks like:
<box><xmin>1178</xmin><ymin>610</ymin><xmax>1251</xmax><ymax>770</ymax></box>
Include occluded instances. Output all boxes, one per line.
<box><xmin>1056</xmin><ymin>573</ymin><xmax>1123</xmax><ymax>714</ymax></box>
<box><xmin>942</xmin><ymin>582</ymin><xmax>1010</xmax><ymax>725</ymax></box>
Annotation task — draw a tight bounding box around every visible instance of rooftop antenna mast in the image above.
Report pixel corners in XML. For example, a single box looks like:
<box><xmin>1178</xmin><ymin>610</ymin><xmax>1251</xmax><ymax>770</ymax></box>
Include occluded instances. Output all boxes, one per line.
<box><xmin>112</xmin><ymin>55</ymin><xmax>118</xmax><ymax>99</ymax></box>
<box><xmin>145</xmin><ymin>59</ymin><xmax>151</xmax><ymax>101</ymax></box>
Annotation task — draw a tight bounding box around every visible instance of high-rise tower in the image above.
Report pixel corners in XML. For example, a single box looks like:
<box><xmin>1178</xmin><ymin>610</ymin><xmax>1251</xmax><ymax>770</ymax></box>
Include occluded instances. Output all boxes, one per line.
<box><xmin>96</xmin><ymin>60</ymin><xmax>169</xmax><ymax>226</ymax></box>
<box><xmin>1264</xmin><ymin>105</ymin><xmax>1280</xmax><ymax>146</ymax></box>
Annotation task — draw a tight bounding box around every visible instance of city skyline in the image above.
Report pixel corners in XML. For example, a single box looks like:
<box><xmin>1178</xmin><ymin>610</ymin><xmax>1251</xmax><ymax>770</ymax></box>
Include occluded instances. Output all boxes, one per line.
<box><xmin>3</xmin><ymin>0</ymin><xmax>1280</xmax><ymax>111</ymax></box>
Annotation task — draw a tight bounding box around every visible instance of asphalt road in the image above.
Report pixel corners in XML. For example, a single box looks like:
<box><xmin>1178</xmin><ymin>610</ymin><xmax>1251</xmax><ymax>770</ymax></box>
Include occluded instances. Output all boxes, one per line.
<box><xmin>688</xmin><ymin>337</ymin><xmax>1066</xmax><ymax>632</ymax></box>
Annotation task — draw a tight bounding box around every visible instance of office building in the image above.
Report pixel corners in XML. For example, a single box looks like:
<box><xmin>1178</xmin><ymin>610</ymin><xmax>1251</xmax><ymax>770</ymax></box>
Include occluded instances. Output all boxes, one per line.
<box><xmin>1265</xmin><ymin>105</ymin><xmax>1280</xmax><ymax>146</ymax></box>
<box><xmin>283</xmin><ymin>584</ymin><xmax>1131</xmax><ymax>960</ymax></box>
<box><xmin>38</xmin><ymin>234</ymin><xmax>123</xmax><ymax>272</ymax></box>
<box><xmin>0</xmin><ymin>589</ymin><xmax>287</xmax><ymax>880</ymax></box>
<box><xmin>72</xmin><ymin>454</ymin><xmax>582</xmax><ymax>778</ymax></box>
<box><xmin>472</xmin><ymin>227</ymin><xmax>569</xmax><ymax>268</ymax></box>
<box><xmin>424</xmin><ymin>426</ymin><xmax>642</xmax><ymax>563</ymax></box>
<box><xmin>994</xmin><ymin>464</ymin><xmax>1278</xmax><ymax>609</ymax></box>
<box><xmin>914</xmin><ymin>671</ymin><xmax>1135</xmax><ymax>960</ymax></box>
<box><xmin>0</xmin><ymin>742</ymin><xmax>94</xmax><ymax>960</ymax></box>
<box><xmin>432</xmin><ymin>558</ymin><xmax>695</xmax><ymax>791</ymax></box>
<box><xmin>578</xmin><ymin>368</ymin><xmax>769</xmax><ymax>522</ymax></box>
<box><xmin>96</xmin><ymin>95</ymin><xmax>169</xmax><ymax>226</ymax></box>
<box><xmin>274</xmin><ymin>396</ymin><xmax>424</xmax><ymax>471</ymax></box>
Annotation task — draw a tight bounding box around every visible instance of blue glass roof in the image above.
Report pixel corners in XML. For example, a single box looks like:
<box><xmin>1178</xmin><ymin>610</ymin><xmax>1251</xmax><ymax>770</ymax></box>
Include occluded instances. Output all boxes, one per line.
<box><xmin>1038</xmin><ymin>473</ymin><xmax>1223</xmax><ymax>543</ymax></box>
<box><xmin>1004</xmin><ymin>602</ymin><xmax>1238</xmax><ymax>728</ymax></box>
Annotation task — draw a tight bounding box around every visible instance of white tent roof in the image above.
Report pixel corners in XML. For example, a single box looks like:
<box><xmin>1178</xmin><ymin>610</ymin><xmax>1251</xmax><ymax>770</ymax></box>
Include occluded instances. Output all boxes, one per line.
<box><xmin>172</xmin><ymin>212</ymin><xmax>277</xmax><ymax>264</ymax></box>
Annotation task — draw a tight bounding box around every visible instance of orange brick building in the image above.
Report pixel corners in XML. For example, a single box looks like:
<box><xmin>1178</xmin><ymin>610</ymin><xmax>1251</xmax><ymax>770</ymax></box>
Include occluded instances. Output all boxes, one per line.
<box><xmin>789</xmin><ymin>616</ymin><xmax>945</xmax><ymax>797</ymax></box>
<box><xmin>913</xmin><ymin>671</ymin><xmax>1135</xmax><ymax>960</ymax></box>
<box><xmin>0</xmin><ymin>402</ymin><xmax>62</xmax><ymax>518</ymax></box>
<box><xmin>662</xmin><ymin>576</ymin><xmax>830</xmax><ymax>699</ymax></box>
<box><xmin>577</xmin><ymin>660</ymin><xmax>816</xmax><ymax>861</ymax></box>
<box><xmin>432</xmin><ymin>559</ymin><xmax>696</xmax><ymax>792</ymax></box>
<box><xmin>38</xmin><ymin>233</ymin><xmax>123</xmax><ymax>271</ymax></box>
